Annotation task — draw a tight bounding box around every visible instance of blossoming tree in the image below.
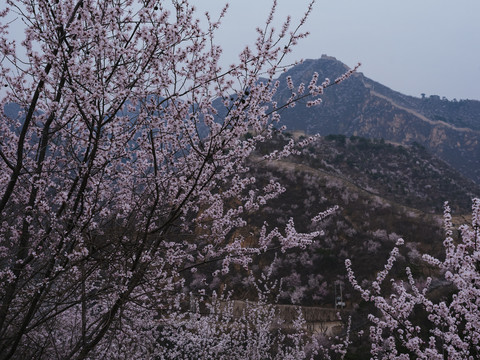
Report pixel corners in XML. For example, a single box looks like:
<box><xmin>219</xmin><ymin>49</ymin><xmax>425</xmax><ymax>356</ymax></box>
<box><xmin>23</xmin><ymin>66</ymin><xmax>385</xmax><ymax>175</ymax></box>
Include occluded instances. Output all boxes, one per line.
<box><xmin>0</xmin><ymin>0</ymin><xmax>359</xmax><ymax>358</ymax></box>
<box><xmin>346</xmin><ymin>198</ymin><xmax>480</xmax><ymax>359</ymax></box>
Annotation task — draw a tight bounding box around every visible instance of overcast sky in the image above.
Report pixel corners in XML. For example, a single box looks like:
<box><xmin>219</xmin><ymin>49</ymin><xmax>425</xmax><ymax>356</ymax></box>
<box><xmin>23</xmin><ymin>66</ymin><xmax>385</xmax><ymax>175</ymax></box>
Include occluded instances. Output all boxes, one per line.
<box><xmin>193</xmin><ymin>0</ymin><xmax>480</xmax><ymax>101</ymax></box>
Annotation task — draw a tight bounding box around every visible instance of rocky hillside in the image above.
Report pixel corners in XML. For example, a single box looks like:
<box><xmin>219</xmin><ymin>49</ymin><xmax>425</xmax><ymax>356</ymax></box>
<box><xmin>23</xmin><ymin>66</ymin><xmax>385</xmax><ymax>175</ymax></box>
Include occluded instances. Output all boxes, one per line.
<box><xmin>288</xmin><ymin>133</ymin><xmax>478</xmax><ymax>214</ymax></box>
<box><xmin>273</xmin><ymin>55</ymin><xmax>480</xmax><ymax>184</ymax></box>
<box><xmin>188</xmin><ymin>133</ymin><xmax>479</xmax><ymax>309</ymax></box>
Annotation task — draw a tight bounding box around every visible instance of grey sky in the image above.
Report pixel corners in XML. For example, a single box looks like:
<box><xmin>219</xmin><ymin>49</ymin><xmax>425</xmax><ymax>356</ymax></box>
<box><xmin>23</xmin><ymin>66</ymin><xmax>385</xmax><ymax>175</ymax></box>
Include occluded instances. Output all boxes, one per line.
<box><xmin>193</xmin><ymin>0</ymin><xmax>480</xmax><ymax>101</ymax></box>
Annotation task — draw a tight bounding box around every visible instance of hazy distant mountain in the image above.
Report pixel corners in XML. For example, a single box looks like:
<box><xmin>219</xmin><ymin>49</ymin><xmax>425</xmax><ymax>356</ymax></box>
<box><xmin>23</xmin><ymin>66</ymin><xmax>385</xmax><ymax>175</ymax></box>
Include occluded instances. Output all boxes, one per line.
<box><xmin>274</xmin><ymin>55</ymin><xmax>480</xmax><ymax>184</ymax></box>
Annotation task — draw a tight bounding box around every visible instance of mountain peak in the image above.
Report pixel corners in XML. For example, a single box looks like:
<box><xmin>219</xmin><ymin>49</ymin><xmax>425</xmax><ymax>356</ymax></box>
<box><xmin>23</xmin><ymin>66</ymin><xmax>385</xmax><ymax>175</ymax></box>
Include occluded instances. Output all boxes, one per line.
<box><xmin>274</xmin><ymin>57</ymin><xmax>480</xmax><ymax>184</ymax></box>
<box><xmin>281</xmin><ymin>56</ymin><xmax>352</xmax><ymax>82</ymax></box>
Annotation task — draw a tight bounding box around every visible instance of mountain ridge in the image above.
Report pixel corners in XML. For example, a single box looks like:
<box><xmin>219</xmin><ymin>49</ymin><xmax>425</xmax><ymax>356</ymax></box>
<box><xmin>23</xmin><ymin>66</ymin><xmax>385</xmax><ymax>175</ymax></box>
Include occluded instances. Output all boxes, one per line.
<box><xmin>274</xmin><ymin>56</ymin><xmax>480</xmax><ymax>184</ymax></box>
<box><xmin>364</xmin><ymin>82</ymin><xmax>479</xmax><ymax>133</ymax></box>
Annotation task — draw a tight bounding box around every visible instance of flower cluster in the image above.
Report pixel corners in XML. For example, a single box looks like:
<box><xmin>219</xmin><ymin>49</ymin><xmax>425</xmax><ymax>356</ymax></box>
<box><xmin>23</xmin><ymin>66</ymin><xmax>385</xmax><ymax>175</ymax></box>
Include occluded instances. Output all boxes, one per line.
<box><xmin>346</xmin><ymin>199</ymin><xmax>480</xmax><ymax>359</ymax></box>
<box><xmin>158</xmin><ymin>266</ymin><xmax>320</xmax><ymax>360</ymax></box>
